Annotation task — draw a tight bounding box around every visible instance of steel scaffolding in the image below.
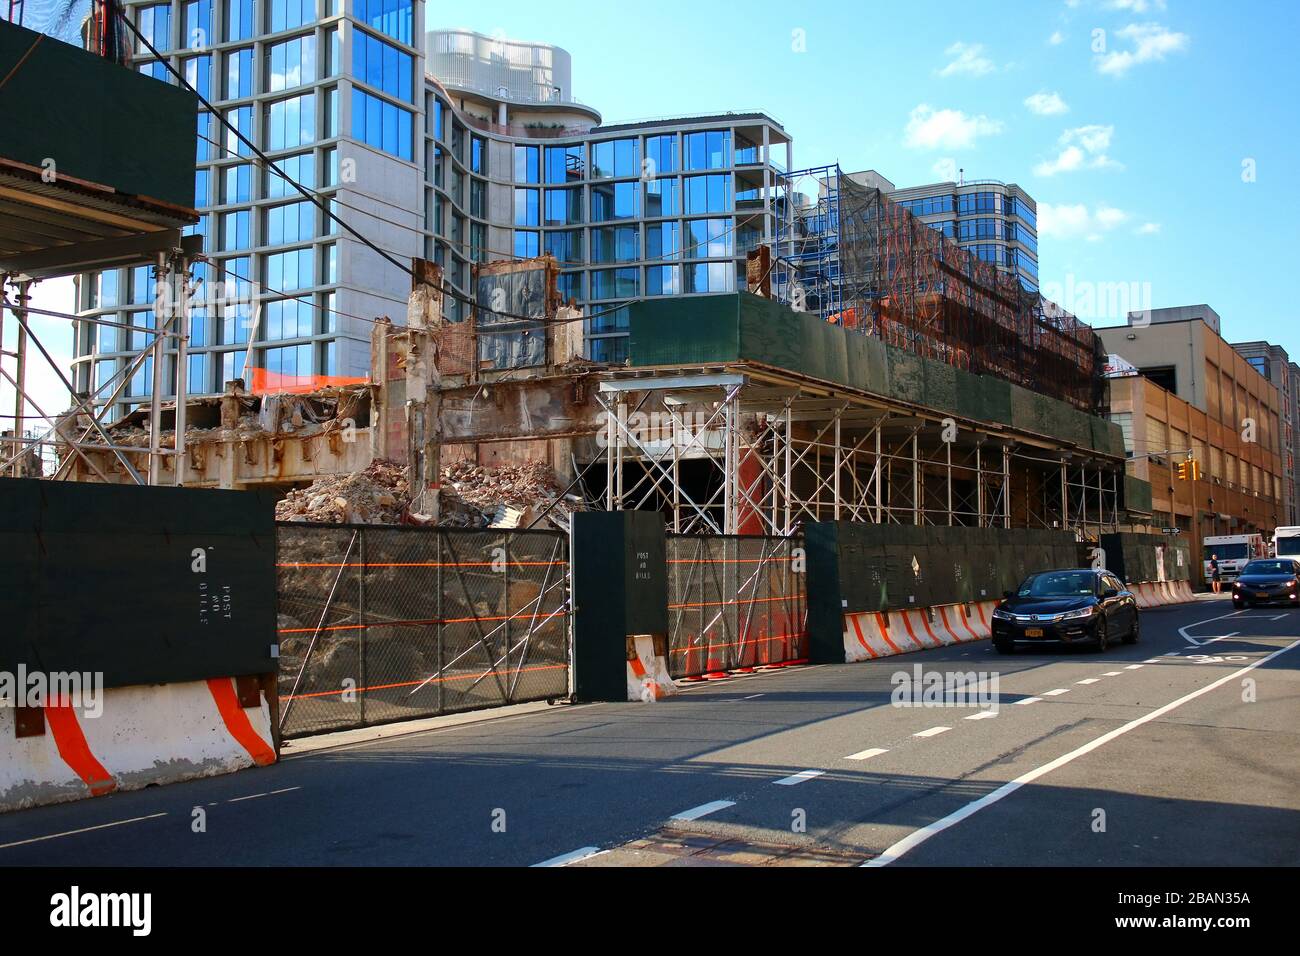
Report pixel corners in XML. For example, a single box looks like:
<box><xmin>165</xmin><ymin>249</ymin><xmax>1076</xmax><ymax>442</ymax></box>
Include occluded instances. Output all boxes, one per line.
<box><xmin>593</xmin><ymin>370</ymin><xmax>1121</xmax><ymax>541</ymax></box>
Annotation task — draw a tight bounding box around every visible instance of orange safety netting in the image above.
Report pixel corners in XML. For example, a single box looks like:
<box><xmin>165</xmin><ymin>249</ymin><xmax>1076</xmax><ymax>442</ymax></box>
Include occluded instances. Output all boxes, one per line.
<box><xmin>249</xmin><ymin>367</ymin><xmax>369</xmax><ymax>395</ymax></box>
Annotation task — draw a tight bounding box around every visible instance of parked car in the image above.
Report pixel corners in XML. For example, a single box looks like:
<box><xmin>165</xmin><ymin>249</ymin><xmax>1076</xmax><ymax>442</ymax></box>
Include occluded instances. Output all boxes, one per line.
<box><xmin>1230</xmin><ymin>559</ymin><xmax>1300</xmax><ymax>609</ymax></box>
<box><xmin>992</xmin><ymin>568</ymin><xmax>1139</xmax><ymax>654</ymax></box>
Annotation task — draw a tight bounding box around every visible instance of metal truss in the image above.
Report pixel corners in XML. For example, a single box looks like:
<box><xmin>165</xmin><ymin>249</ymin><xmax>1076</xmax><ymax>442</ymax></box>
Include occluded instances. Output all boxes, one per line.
<box><xmin>592</xmin><ymin>372</ymin><xmax>1121</xmax><ymax>541</ymax></box>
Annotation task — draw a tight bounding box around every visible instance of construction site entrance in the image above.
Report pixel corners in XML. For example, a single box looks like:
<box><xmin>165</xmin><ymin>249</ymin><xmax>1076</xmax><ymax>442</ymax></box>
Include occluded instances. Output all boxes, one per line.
<box><xmin>276</xmin><ymin>524</ymin><xmax>571</xmax><ymax>738</ymax></box>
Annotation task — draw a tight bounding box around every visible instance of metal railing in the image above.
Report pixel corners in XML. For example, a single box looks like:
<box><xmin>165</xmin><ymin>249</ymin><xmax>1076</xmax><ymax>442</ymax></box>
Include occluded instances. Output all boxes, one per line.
<box><xmin>665</xmin><ymin>534</ymin><xmax>807</xmax><ymax>678</ymax></box>
<box><xmin>276</xmin><ymin>523</ymin><xmax>570</xmax><ymax>737</ymax></box>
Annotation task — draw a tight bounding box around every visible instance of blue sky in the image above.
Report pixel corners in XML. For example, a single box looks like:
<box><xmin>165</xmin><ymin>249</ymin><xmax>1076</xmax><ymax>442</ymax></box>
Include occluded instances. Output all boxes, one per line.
<box><xmin>437</xmin><ymin>0</ymin><xmax>1300</xmax><ymax>348</ymax></box>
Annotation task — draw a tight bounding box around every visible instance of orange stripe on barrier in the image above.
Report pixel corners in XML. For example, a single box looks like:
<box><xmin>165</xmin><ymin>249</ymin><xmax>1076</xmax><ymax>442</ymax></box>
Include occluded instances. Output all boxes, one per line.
<box><xmin>628</xmin><ymin>656</ymin><xmax>647</xmax><ymax>679</ymax></box>
<box><xmin>44</xmin><ymin>702</ymin><xmax>117</xmax><ymax>797</ymax></box>
<box><xmin>283</xmin><ymin>662</ymin><xmax>569</xmax><ymax>700</ymax></box>
<box><xmin>206</xmin><ymin>678</ymin><xmax>276</xmax><ymax>767</ymax></box>
<box><xmin>975</xmin><ymin>602</ymin><xmax>991</xmax><ymax>629</ymax></box>
<box><xmin>875</xmin><ymin>614</ymin><xmax>905</xmax><ymax>654</ymax></box>
<box><xmin>918</xmin><ymin>611</ymin><xmax>944</xmax><ymax>648</ymax></box>
<box><xmin>850</xmin><ymin>616</ymin><xmax>879</xmax><ymax>658</ymax></box>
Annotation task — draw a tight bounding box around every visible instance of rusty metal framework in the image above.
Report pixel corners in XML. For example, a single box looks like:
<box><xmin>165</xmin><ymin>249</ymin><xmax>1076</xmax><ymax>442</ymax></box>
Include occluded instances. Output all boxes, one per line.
<box><xmin>774</xmin><ymin>164</ymin><xmax>1105</xmax><ymax>413</ymax></box>
<box><xmin>592</xmin><ymin>371</ymin><xmax>1120</xmax><ymax>542</ymax></box>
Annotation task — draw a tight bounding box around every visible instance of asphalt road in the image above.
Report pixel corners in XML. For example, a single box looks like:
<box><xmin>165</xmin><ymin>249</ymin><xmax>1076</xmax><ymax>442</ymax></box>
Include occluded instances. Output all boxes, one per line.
<box><xmin>2</xmin><ymin>598</ymin><xmax>1297</xmax><ymax>866</ymax></box>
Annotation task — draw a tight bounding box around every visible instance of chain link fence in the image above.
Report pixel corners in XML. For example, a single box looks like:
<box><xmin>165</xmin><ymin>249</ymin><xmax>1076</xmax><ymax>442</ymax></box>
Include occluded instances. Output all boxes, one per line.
<box><xmin>666</xmin><ymin>535</ymin><xmax>807</xmax><ymax>679</ymax></box>
<box><xmin>277</xmin><ymin>524</ymin><xmax>570</xmax><ymax>737</ymax></box>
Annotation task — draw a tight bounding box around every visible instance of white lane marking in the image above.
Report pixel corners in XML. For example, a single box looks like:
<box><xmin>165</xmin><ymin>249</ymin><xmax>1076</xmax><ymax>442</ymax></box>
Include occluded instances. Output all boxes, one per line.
<box><xmin>1102</xmin><ymin>671</ymin><xmax>1123</xmax><ymax>676</ymax></box>
<box><xmin>774</xmin><ymin>769</ymin><xmax>826</xmax><ymax>786</ymax></box>
<box><xmin>1178</xmin><ymin>609</ymin><xmax>1245</xmax><ymax>646</ymax></box>
<box><xmin>672</xmin><ymin>800</ymin><xmax>735</xmax><ymax>821</ymax></box>
<box><xmin>533</xmin><ymin>846</ymin><xmax>605</xmax><ymax>867</ymax></box>
<box><xmin>845</xmin><ymin>748</ymin><xmax>890</xmax><ymax>761</ymax></box>
<box><xmin>227</xmin><ymin>792</ymin><xmax>267</xmax><ymax>803</ymax></box>
<box><xmin>1076</xmin><ymin>678</ymin><xmax>1100</xmax><ymax>685</ymax></box>
<box><xmin>1016</xmin><ymin>697</ymin><xmax>1042</xmax><ymax>705</ymax></box>
<box><xmin>1043</xmin><ymin>688</ymin><xmax>1070</xmax><ymax>696</ymax></box>
<box><xmin>1125</xmin><ymin>664</ymin><xmax>1144</xmax><ymax>670</ymax></box>
<box><xmin>742</xmin><ymin>694</ymin><xmax>765</xmax><ymax>700</ymax></box>
<box><xmin>1163</xmin><ymin>651</ymin><xmax>1182</xmax><ymax>657</ymax></box>
<box><xmin>269</xmin><ymin>787</ymin><xmax>301</xmax><ymax>796</ymax></box>
<box><xmin>1145</xmin><ymin>658</ymin><xmax>1166</xmax><ymax>663</ymax></box>
<box><xmin>863</xmin><ymin>638</ymin><xmax>1300</xmax><ymax>867</ymax></box>
<box><xmin>0</xmin><ymin>813</ymin><xmax>168</xmax><ymax>851</ymax></box>
<box><xmin>913</xmin><ymin>726</ymin><xmax>951</xmax><ymax>737</ymax></box>
<box><xmin>965</xmin><ymin>711</ymin><xmax>998</xmax><ymax>720</ymax></box>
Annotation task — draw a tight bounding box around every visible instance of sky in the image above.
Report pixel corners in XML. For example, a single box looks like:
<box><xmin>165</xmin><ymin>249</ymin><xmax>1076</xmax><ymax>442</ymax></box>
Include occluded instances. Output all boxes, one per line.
<box><xmin>5</xmin><ymin>0</ymin><xmax>1298</xmax><ymax>427</ymax></box>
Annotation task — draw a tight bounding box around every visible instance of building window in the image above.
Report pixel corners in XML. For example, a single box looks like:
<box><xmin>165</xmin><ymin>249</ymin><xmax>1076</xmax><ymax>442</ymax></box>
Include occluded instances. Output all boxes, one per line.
<box><xmin>590</xmin><ymin>225</ymin><xmax>639</xmax><ymax>264</ymax></box>
<box><xmin>590</xmin><ymin>267</ymin><xmax>639</xmax><ymax>299</ymax></box>
<box><xmin>647</xmin><ymin>222</ymin><xmax>679</xmax><ymax>260</ymax></box>
<box><xmin>351</xmin><ymin>89</ymin><xmax>412</xmax><ymax>159</ymax></box>
<box><xmin>591</xmin><ymin>181</ymin><xmax>640</xmax><ymax>221</ymax></box>
<box><xmin>264</xmin><ymin>247</ymin><xmax>315</xmax><ymax>292</ymax></box>
<box><xmin>352</xmin><ymin>30</ymin><xmax>414</xmax><ymax>101</ymax></box>
<box><xmin>644</xmin><ymin>177</ymin><xmax>678</xmax><ymax>217</ymax></box>
<box><xmin>262</xmin><ymin>297</ymin><xmax>314</xmax><ymax>340</ymax></box>
<box><xmin>646</xmin><ymin>265</ymin><xmax>680</xmax><ymax>296</ymax></box>
<box><xmin>513</xmin><ymin>145</ymin><xmax>539</xmax><ymax>184</ymax></box>
<box><xmin>591</xmin><ymin>139</ymin><xmax>637</xmax><ymax>179</ymax></box>
<box><xmin>685</xmin><ymin>218</ymin><xmax>733</xmax><ymax>258</ymax></box>
<box><xmin>684</xmin><ymin>130</ymin><xmax>730</xmax><ymax>171</ymax></box>
<box><xmin>513</xmin><ymin>188</ymin><xmax>539</xmax><ymax>227</ymax></box>
<box><xmin>543</xmin><ymin>187</ymin><xmax>582</xmax><ymax>226</ymax></box>
<box><xmin>226</xmin><ymin>0</ymin><xmax>255</xmax><ymax>43</ymax></box>
<box><xmin>219</xmin><ymin>210</ymin><xmax>252</xmax><ymax>252</ymax></box>
<box><xmin>266</xmin><ymin>34</ymin><xmax>317</xmax><ymax>94</ymax></box>
<box><xmin>265</xmin><ymin>201</ymin><xmax>315</xmax><ymax>244</ymax></box>
<box><xmin>355</xmin><ymin>0</ymin><xmax>414</xmax><ymax>46</ymax></box>
<box><xmin>137</xmin><ymin>3</ymin><xmax>172</xmax><ymax>53</ymax></box>
<box><xmin>684</xmin><ymin>261</ymin><xmax>734</xmax><ymax>294</ymax></box>
<box><xmin>645</xmin><ymin>134</ymin><xmax>677</xmax><ymax>175</ymax></box>
<box><xmin>513</xmin><ymin>231</ymin><xmax>540</xmax><ymax>258</ymax></box>
<box><xmin>545</xmin><ymin>230</ymin><xmax>583</xmax><ymax>265</ymax></box>
<box><xmin>269</xmin><ymin>0</ymin><xmax>315</xmax><ymax>33</ymax></box>
<box><xmin>224</xmin><ymin>47</ymin><xmax>254</xmax><ymax>99</ymax></box>
<box><xmin>544</xmin><ymin>144</ymin><xmax>585</xmax><ymax>183</ymax></box>
<box><xmin>266</xmin><ymin>92</ymin><xmax>316</xmax><ymax>150</ymax></box>
<box><xmin>684</xmin><ymin>174</ymin><xmax>731</xmax><ymax>214</ymax></box>
<box><xmin>266</xmin><ymin>152</ymin><xmax>314</xmax><ymax>197</ymax></box>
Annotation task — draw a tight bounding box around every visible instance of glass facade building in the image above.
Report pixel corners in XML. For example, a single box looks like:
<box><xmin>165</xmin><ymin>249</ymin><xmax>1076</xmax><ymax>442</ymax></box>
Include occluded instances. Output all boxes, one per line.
<box><xmin>880</xmin><ymin>177</ymin><xmax>1040</xmax><ymax>292</ymax></box>
<box><xmin>73</xmin><ymin>19</ymin><xmax>791</xmax><ymax>414</ymax></box>
<box><xmin>74</xmin><ymin>0</ymin><xmax>425</xmax><ymax>419</ymax></box>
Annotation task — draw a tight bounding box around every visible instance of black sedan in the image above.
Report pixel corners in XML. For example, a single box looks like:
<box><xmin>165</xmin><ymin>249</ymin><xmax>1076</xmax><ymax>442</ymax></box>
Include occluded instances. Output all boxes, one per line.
<box><xmin>1231</xmin><ymin>559</ymin><xmax>1300</xmax><ymax>609</ymax></box>
<box><xmin>992</xmin><ymin>568</ymin><xmax>1139</xmax><ymax>654</ymax></box>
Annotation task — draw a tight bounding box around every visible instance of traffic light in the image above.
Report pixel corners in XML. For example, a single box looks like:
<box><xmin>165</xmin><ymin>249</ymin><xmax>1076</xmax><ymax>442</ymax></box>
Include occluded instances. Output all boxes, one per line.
<box><xmin>1191</xmin><ymin>460</ymin><xmax>1202</xmax><ymax>481</ymax></box>
<box><xmin>1176</xmin><ymin>460</ymin><xmax>1189</xmax><ymax>481</ymax></box>
<box><xmin>1177</xmin><ymin>458</ymin><xmax>1201</xmax><ymax>481</ymax></box>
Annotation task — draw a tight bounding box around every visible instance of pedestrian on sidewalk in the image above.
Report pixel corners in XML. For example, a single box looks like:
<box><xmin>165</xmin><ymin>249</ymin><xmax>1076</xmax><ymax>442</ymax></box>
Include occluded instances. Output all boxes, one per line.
<box><xmin>1209</xmin><ymin>553</ymin><xmax>1222</xmax><ymax>594</ymax></box>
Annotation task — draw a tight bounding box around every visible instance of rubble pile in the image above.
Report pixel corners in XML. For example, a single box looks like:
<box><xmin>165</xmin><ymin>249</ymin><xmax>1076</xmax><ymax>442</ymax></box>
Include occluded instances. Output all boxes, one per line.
<box><xmin>441</xmin><ymin>459</ymin><xmax>582</xmax><ymax>530</ymax></box>
<box><xmin>276</xmin><ymin>458</ymin><xmax>409</xmax><ymax>524</ymax></box>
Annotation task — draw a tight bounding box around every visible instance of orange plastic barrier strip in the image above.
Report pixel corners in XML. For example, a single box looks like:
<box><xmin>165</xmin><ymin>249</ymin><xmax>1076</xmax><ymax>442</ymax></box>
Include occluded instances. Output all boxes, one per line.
<box><xmin>283</xmin><ymin>662</ymin><xmax>568</xmax><ymax>700</ymax></box>
<box><xmin>45</xmin><ymin>702</ymin><xmax>117</xmax><ymax>797</ymax></box>
<box><xmin>206</xmin><ymin>678</ymin><xmax>276</xmax><ymax>767</ymax></box>
<box><xmin>669</xmin><ymin>630</ymin><xmax>808</xmax><ymax>656</ymax></box>
<box><xmin>666</xmin><ymin>557</ymin><xmax>797</xmax><ymax>565</ymax></box>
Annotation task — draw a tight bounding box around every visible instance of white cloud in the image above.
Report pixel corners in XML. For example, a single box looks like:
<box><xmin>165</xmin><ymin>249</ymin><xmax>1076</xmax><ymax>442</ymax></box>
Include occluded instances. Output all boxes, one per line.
<box><xmin>1039</xmin><ymin>202</ymin><xmax>1129</xmax><ymax>241</ymax></box>
<box><xmin>1106</xmin><ymin>0</ymin><xmax>1167</xmax><ymax>12</ymax></box>
<box><xmin>1049</xmin><ymin>31</ymin><xmax>1065</xmax><ymax>46</ymax></box>
<box><xmin>1095</xmin><ymin>22</ymin><xmax>1190</xmax><ymax>76</ymax></box>
<box><xmin>937</xmin><ymin>42</ymin><xmax>997</xmax><ymax>78</ymax></box>
<box><xmin>1034</xmin><ymin>124</ymin><xmax>1121</xmax><ymax>175</ymax></box>
<box><xmin>1025</xmin><ymin>91</ymin><xmax>1069</xmax><ymax>116</ymax></box>
<box><xmin>1136</xmin><ymin>222</ymin><xmax>1162</xmax><ymax>235</ymax></box>
<box><xmin>903</xmin><ymin>104</ymin><xmax>1003</xmax><ymax>150</ymax></box>
<box><xmin>932</xmin><ymin>157</ymin><xmax>959</xmax><ymax>181</ymax></box>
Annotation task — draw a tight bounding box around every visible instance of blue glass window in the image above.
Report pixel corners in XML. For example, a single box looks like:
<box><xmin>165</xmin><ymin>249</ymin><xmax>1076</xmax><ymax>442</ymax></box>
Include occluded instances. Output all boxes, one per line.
<box><xmin>223</xmin><ymin>164</ymin><xmax>253</xmax><ymax>203</ymax></box>
<box><xmin>225</xmin><ymin>47</ymin><xmax>254</xmax><ymax>99</ymax></box>
<box><xmin>226</xmin><ymin>0</ymin><xmax>255</xmax><ymax>42</ymax></box>
<box><xmin>183</xmin><ymin>55</ymin><xmax>211</xmax><ymax>99</ymax></box>
<box><xmin>647</xmin><ymin>222</ymin><xmax>679</xmax><ymax>260</ymax></box>
<box><xmin>684</xmin><ymin>130</ymin><xmax>730</xmax><ymax>170</ymax></box>
<box><xmin>590</xmin><ymin>268</ymin><xmax>638</xmax><ymax>299</ymax></box>
<box><xmin>350</xmin><ymin>90</ymin><xmax>412</xmax><ymax>159</ymax></box>
<box><xmin>591</xmin><ymin>181</ymin><xmax>640</xmax><ymax>221</ymax></box>
<box><xmin>352</xmin><ymin>30</ymin><xmax>413</xmax><ymax>101</ymax></box>
<box><xmin>266</xmin><ymin>201</ymin><xmax>315</xmax><ymax>244</ymax></box>
<box><xmin>263</xmin><ymin>297</ymin><xmax>314</xmax><ymax>340</ymax></box>
<box><xmin>644</xmin><ymin>177</ymin><xmax>678</xmax><ymax>217</ymax></box>
<box><xmin>543</xmin><ymin>187</ymin><xmax>582</xmax><ymax>226</ymax></box>
<box><xmin>684</xmin><ymin>261</ymin><xmax>733</xmax><ymax>294</ymax></box>
<box><xmin>264</xmin><ymin>247</ymin><xmax>315</xmax><ymax>292</ymax></box>
<box><xmin>224</xmin><ymin>105</ymin><xmax>255</xmax><ymax>156</ymax></box>
<box><xmin>266</xmin><ymin>34</ymin><xmax>316</xmax><ymax>93</ymax></box>
<box><xmin>544</xmin><ymin>144</ymin><xmax>585</xmax><ymax>183</ymax></box>
<box><xmin>684</xmin><ymin>175</ymin><xmax>731</xmax><ymax>214</ymax></box>
<box><xmin>266</xmin><ymin>152</ymin><xmax>314</xmax><ymax>197</ymax></box>
<box><xmin>513</xmin><ymin>231</ymin><xmax>539</xmax><ymax>258</ymax></box>
<box><xmin>514</xmin><ymin>145</ymin><xmax>539</xmax><ymax>184</ymax></box>
<box><xmin>183</xmin><ymin>0</ymin><xmax>212</xmax><ymax>50</ymax></box>
<box><xmin>355</xmin><ymin>0</ymin><xmax>413</xmax><ymax>46</ymax></box>
<box><xmin>591</xmin><ymin>139</ymin><xmax>637</xmax><ymax>178</ymax></box>
<box><xmin>266</xmin><ymin>92</ymin><xmax>315</xmax><ymax>150</ymax></box>
<box><xmin>645</xmin><ymin>134</ymin><xmax>677</xmax><ymax>175</ymax></box>
<box><xmin>137</xmin><ymin>4</ymin><xmax>172</xmax><ymax>53</ymax></box>
<box><xmin>269</xmin><ymin>0</ymin><xmax>314</xmax><ymax>33</ymax></box>
<box><xmin>646</xmin><ymin>265</ymin><xmax>680</xmax><ymax>296</ymax></box>
<box><xmin>590</xmin><ymin>226</ymin><xmax>639</xmax><ymax>264</ymax></box>
<box><xmin>545</xmin><ymin>230</ymin><xmax>583</xmax><ymax>265</ymax></box>
<box><xmin>513</xmin><ymin>188</ymin><xmax>539</xmax><ymax>226</ymax></box>
<box><xmin>685</xmin><ymin>218</ymin><xmax>733</xmax><ymax>258</ymax></box>
<box><xmin>219</xmin><ymin>210</ymin><xmax>251</xmax><ymax>252</ymax></box>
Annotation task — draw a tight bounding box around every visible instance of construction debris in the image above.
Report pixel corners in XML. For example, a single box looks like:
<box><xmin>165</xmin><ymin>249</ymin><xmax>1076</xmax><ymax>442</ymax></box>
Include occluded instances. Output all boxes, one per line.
<box><xmin>274</xmin><ymin>457</ymin><xmax>582</xmax><ymax>530</ymax></box>
<box><xmin>276</xmin><ymin>459</ymin><xmax>409</xmax><ymax>524</ymax></box>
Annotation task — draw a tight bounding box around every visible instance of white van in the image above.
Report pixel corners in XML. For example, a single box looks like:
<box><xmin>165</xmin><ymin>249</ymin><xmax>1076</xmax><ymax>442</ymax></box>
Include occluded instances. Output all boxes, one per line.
<box><xmin>1274</xmin><ymin>526</ymin><xmax>1300</xmax><ymax>560</ymax></box>
<box><xmin>1203</xmin><ymin>533</ymin><xmax>1264</xmax><ymax>582</ymax></box>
